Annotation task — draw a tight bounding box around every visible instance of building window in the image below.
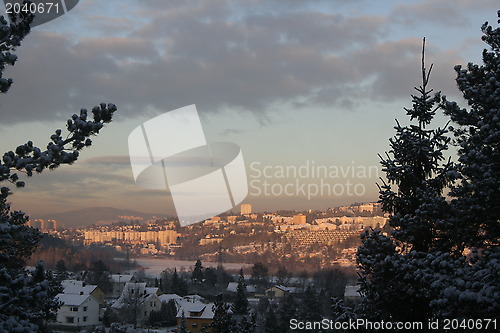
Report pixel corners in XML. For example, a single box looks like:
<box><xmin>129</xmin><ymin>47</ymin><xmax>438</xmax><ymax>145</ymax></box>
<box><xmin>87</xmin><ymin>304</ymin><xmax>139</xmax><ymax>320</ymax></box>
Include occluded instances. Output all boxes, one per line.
<box><xmin>192</xmin><ymin>323</ymin><xmax>198</xmax><ymax>328</ymax></box>
<box><xmin>71</xmin><ymin>307</ymin><xmax>78</xmax><ymax>312</ymax></box>
<box><xmin>83</xmin><ymin>316</ymin><xmax>87</xmax><ymax>322</ymax></box>
<box><xmin>83</xmin><ymin>306</ymin><xmax>88</xmax><ymax>312</ymax></box>
<box><xmin>66</xmin><ymin>317</ymin><xmax>74</xmax><ymax>324</ymax></box>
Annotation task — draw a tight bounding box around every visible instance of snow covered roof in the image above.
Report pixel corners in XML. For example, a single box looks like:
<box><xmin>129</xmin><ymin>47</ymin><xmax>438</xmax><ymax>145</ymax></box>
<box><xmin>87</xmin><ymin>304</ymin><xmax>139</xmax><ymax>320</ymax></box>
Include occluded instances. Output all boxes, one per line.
<box><xmin>344</xmin><ymin>285</ymin><xmax>361</xmax><ymax>298</ymax></box>
<box><xmin>112</xmin><ymin>283</ymin><xmax>160</xmax><ymax>309</ymax></box>
<box><xmin>145</xmin><ymin>287</ymin><xmax>160</xmax><ymax>295</ymax></box>
<box><xmin>56</xmin><ymin>293</ymin><xmax>94</xmax><ymax>306</ymax></box>
<box><xmin>110</xmin><ymin>274</ymin><xmax>134</xmax><ymax>283</ymax></box>
<box><xmin>272</xmin><ymin>285</ymin><xmax>297</xmax><ymax>293</ymax></box>
<box><xmin>61</xmin><ymin>280</ymin><xmax>84</xmax><ymax>288</ymax></box>
<box><xmin>176</xmin><ymin>300</ymin><xmax>215</xmax><ymax>320</ymax></box>
<box><xmin>183</xmin><ymin>294</ymin><xmax>205</xmax><ymax>302</ymax></box>
<box><xmin>111</xmin><ymin>292</ymin><xmax>159</xmax><ymax>309</ymax></box>
<box><xmin>159</xmin><ymin>294</ymin><xmax>183</xmax><ymax>303</ymax></box>
<box><xmin>63</xmin><ymin>284</ymin><xmax>98</xmax><ymax>295</ymax></box>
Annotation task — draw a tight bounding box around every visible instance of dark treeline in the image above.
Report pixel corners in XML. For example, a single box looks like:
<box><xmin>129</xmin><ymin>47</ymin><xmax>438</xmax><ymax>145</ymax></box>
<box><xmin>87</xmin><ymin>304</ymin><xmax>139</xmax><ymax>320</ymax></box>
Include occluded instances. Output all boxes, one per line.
<box><xmin>26</xmin><ymin>233</ymin><xmax>137</xmax><ymax>273</ymax></box>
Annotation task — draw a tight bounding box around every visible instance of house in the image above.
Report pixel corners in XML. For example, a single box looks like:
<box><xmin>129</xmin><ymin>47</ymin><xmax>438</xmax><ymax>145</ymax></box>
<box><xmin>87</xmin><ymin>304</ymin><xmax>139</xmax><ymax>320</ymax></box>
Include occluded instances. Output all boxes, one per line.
<box><xmin>183</xmin><ymin>294</ymin><xmax>205</xmax><ymax>303</ymax></box>
<box><xmin>55</xmin><ymin>293</ymin><xmax>100</xmax><ymax>328</ymax></box>
<box><xmin>61</xmin><ymin>279</ymin><xmax>84</xmax><ymax>288</ymax></box>
<box><xmin>63</xmin><ymin>284</ymin><xmax>106</xmax><ymax>306</ymax></box>
<box><xmin>109</xmin><ymin>274</ymin><xmax>135</xmax><ymax>298</ymax></box>
<box><xmin>159</xmin><ymin>293</ymin><xmax>183</xmax><ymax>307</ymax></box>
<box><xmin>176</xmin><ymin>299</ymin><xmax>215</xmax><ymax>333</ymax></box>
<box><xmin>112</xmin><ymin>282</ymin><xmax>162</xmax><ymax>324</ymax></box>
<box><xmin>344</xmin><ymin>285</ymin><xmax>362</xmax><ymax>305</ymax></box>
<box><xmin>226</xmin><ymin>282</ymin><xmax>257</xmax><ymax>293</ymax></box>
<box><xmin>264</xmin><ymin>285</ymin><xmax>297</xmax><ymax>299</ymax></box>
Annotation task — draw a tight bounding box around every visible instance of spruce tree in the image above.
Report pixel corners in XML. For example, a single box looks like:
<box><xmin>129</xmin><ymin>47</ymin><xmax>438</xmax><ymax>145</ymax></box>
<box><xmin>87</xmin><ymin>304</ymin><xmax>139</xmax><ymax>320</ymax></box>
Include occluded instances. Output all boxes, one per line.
<box><xmin>299</xmin><ymin>285</ymin><xmax>323</xmax><ymax>322</ymax></box>
<box><xmin>192</xmin><ymin>259</ymin><xmax>204</xmax><ymax>283</ymax></box>
<box><xmin>232</xmin><ymin>268</ymin><xmax>249</xmax><ymax>315</ymax></box>
<box><xmin>263</xmin><ymin>305</ymin><xmax>277</xmax><ymax>333</ymax></box>
<box><xmin>431</xmin><ymin>10</ymin><xmax>500</xmax><ymax>319</ymax></box>
<box><xmin>277</xmin><ymin>294</ymin><xmax>297</xmax><ymax>333</ymax></box>
<box><xmin>171</xmin><ymin>268</ymin><xmax>188</xmax><ymax>296</ymax></box>
<box><xmin>440</xmin><ymin>10</ymin><xmax>500</xmax><ymax>252</ymax></box>
<box><xmin>211</xmin><ymin>294</ymin><xmax>236</xmax><ymax>333</ymax></box>
<box><xmin>357</xmin><ymin>11</ymin><xmax>500</xmax><ymax>321</ymax></box>
<box><xmin>237</xmin><ymin>313</ymin><xmax>256</xmax><ymax>333</ymax></box>
<box><xmin>357</xmin><ymin>39</ymin><xmax>456</xmax><ymax>321</ymax></box>
<box><xmin>178</xmin><ymin>311</ymin><xmax>189</xmax><ymax>333</ymax></box>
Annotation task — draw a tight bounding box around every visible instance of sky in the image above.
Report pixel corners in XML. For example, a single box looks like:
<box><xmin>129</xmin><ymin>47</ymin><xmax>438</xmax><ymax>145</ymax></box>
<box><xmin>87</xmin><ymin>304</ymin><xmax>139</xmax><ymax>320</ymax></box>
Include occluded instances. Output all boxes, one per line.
<box><xmin>0</xmin><ymin>0</ymin><xmax>498</xmax><ymax>219</ymax></box>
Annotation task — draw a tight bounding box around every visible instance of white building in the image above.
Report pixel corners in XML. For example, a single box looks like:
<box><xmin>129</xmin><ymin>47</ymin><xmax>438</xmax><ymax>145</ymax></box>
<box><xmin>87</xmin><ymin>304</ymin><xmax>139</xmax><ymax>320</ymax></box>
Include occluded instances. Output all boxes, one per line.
<box><xmin>55</xmin><ymin>293</ymin><xmax>100</xmax><ymax>327</ymax></box>
<box><xmin>112</xmin><ymin>282</ymin><xmax>162</xmax><ymax>323</ymax></box>
<box><xmin>110</xmin><ymin>274</ymin><xmax>135</xmax><ymax>298</ymax></box>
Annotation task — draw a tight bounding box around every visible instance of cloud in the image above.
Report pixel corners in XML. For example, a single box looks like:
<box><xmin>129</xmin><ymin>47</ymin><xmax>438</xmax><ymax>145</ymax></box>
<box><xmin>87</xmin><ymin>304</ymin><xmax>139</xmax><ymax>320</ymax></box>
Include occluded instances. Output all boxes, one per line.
<box><xmin>0</xmin><ymin>0</ymin><xmax>494</xmax><ymax>126</ymax></box>
<box><xmin>391</xmin><ymin>0</ymin><xmax>499</xmax><ymax>27</ymax></box>
<box><xmin>0</xmin><ymin>1</ymin><xmax>387</xmax><ymax>124</ymax></box>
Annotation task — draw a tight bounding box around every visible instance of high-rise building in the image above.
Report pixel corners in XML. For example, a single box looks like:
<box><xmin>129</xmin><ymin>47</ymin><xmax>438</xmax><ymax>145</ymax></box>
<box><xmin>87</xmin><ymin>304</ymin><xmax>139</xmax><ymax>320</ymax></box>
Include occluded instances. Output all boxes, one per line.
<box><xmin>240</xmin><ymin>204</ymin><xmax>252</xmax><ymax>215</ymax></box>
<box><xmin>292</xmin><ymin>214</ymin><xmax>306</xmax><ymax>225</ymax></box>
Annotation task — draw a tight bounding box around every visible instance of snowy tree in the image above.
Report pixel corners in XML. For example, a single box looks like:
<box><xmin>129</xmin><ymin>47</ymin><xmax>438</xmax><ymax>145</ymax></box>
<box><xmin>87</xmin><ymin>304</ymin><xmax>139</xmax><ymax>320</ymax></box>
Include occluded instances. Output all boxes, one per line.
<box><xmin>357</xmin><ymin>11</ymin><xmax>500</xmax><ymax>322</ymax></box>
<box><xmin>440</xmin><ymin>10</ymin><xmax>500</xmax><ymax>252</ymax></box>
<box><xmin>237</xmin><ymin>313</ymin><xmax>256</xmax><ymax>333</ymax></box>
<box><xmin>0</xmin><ymin>4</ymin><xmax>117</xmax><ymax>331</ymax></box>
<box><xmin>232</xmin><ymin>269</ymin><xmax>249</xmax><ymax>315</ymax></box>
<box><xmin>178</xmin><ymin>311</ymin><xmax>189</xmax><ymax>333</ymax></box>
<box><xmin>357</xmin><ymin>38</ymin><xmax>455</xmax><ymax>321</ymax></box>
<box><xmin>330</xmin><ymin>297</ymin><xmax>356</xmax><ymax>323</ymax></box>
<box><xmin>432</xmin><ymin>9</ymin><xmax>500</xmax><ymax>319</ymax></box>
<box><xmin>211</xmin><ymin>294</ymin><xmax>236</xmax><ymax>333</ymax></box>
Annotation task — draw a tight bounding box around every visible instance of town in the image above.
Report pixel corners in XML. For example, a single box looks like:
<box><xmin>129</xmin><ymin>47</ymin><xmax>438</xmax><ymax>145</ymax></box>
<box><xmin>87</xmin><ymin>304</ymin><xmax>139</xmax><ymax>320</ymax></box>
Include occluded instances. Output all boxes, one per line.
<box><xmin>25</xmin><ymin>202</ymin><xmax>387</xmax><ymax>332</ymax></box>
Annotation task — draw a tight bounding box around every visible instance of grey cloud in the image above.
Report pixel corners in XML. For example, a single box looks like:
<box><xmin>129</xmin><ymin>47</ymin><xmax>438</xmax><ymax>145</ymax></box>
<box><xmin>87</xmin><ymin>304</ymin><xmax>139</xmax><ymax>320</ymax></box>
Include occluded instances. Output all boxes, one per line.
<box><xmin>391</xmin><ymin>0</ymin><xmax>499</xmax><ymax>27</ymax></box>
<box><xmin>348</xmin><ymin>38</ymin><xmax>464</xmax><ymax>102</ymax></box>
<box><xmin>392</xmin><ymin>1</ymin><xmax>468</xmax><ymax>27</ymax></box>
<box><xmin>0</xmin><ymin>0</ymin><xmax>485</xmax><ymax>125</ymax></box>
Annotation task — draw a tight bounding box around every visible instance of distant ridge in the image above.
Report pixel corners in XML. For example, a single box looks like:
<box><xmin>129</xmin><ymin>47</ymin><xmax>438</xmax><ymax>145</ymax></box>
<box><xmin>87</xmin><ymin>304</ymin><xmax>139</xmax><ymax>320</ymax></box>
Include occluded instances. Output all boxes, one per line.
<box><xmin>34</xmin><ymin>207</ymin><xmax>172</xmax><ymax>228</ymax></box>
